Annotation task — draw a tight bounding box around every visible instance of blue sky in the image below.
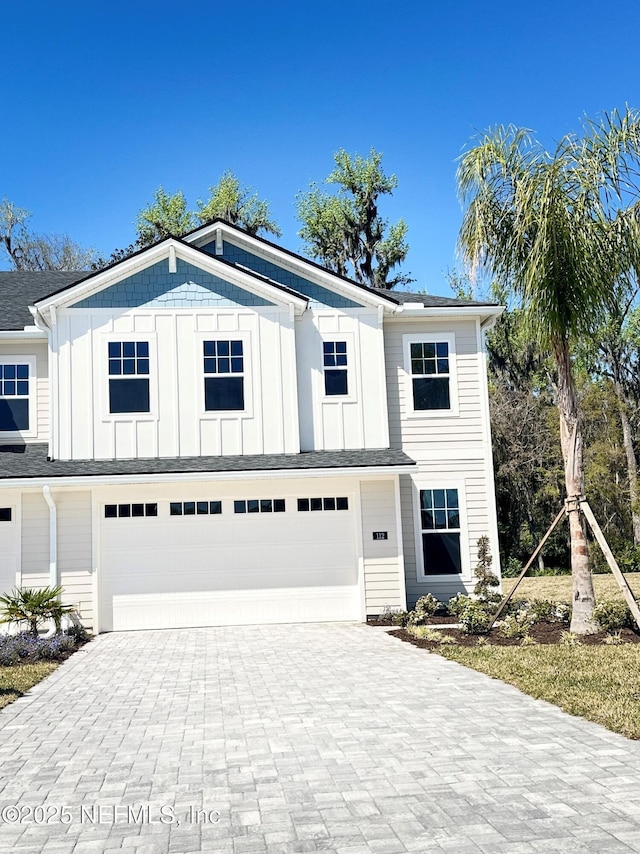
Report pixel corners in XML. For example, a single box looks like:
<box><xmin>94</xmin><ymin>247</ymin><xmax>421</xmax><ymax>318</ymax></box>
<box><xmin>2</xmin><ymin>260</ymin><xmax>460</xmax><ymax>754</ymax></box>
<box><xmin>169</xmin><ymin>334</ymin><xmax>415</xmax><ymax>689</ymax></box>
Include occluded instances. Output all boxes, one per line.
<box><xmin>2</xmin><ymin>1</ymin><xmax>640</xmax><ymax>294</ymax></box>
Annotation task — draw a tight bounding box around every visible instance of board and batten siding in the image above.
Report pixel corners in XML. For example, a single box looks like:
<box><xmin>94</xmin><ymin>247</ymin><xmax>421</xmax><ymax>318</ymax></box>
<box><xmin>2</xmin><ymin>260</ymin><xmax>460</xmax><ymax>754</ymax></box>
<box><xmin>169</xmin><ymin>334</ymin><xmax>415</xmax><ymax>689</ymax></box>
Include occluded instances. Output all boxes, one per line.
<box><xmin>295</xmin><ymin>310</ymin><xmax>389</xmax><ymax>451</ymax></box>
<box><xmin>384</xmin><ymin>317</ymin><xmax>500</xmax><ymax>606</ymax></box>
<box><xmin>0</xmin><ymin>340</ymin><xmax>49</xmax><ymax>444</ymax></box>
<box><xmin>52</xmin><ymin>307</ymin><xmax>299</xmax><ymax>460</ymax></box>
<box><xmin>360</xmin><ymin>479</ymin><xmax>404</xmax><ymax>616</ymax></box>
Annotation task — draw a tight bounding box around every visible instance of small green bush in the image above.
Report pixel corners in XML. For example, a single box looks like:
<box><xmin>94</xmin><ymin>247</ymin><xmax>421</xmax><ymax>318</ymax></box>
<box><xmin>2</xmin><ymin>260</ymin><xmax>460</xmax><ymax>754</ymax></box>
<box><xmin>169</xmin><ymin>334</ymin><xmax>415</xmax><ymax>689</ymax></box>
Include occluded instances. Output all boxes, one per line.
<box><xmin>406</xmin><ymin>594</ymin><xmax>441</xmax><ymax>626</ymax></box>
<box><xmin>560</xmin><ymin>631</ymin><xmax>581</xmax><ymax>647</ymax></box>
<box><xmin>499</xmin><ymin>610</ymin><xmax>534</xmax><ymax>639</ymax></box>
<box><xmin>473</xmin><ymin>536</ymin><xmax>501</xmax><ymax>609</ymax></box>
<box><xmin>502</xmin><ymin>556</ymin><xmax>523</xmax><ymax>578</ymax></box>
<box><xmin>529</xmin><ymin>599</ymin><xmax>557</xmax><ymax>623</ymax></box>
<box><xmin>447</xmin><ymin>593</ymin><xmax>472</xmax><ymax>617</ymax></box>
<box><xmin>459</xmin><ymin>601</ymin><xmax>492</xmax><ymax>635</ymax></box>
<box><xmin>391</xmin><ymin>610</ymin><xmax>410</xmax><ymax>627</ymax></box>
<box><xmin>593</xmin><ymin>600</ymin><xmax>632</xmax><ymax>632</ymax></box>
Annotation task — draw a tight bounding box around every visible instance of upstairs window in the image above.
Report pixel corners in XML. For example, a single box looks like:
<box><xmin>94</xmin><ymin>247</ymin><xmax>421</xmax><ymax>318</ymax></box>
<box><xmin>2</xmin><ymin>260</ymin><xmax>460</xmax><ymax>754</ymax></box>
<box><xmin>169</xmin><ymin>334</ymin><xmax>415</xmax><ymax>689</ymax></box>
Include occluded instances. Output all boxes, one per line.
<box><xmin>204</xmin><ymin>340</ymin><xmax>244</xmax><ymax>411</ymax></box>
<box><xmin>323</xmin><ymin>341</ymin><xmax>348</xmax><ymax>396</ymax></box>
<box><xmin>411</xmin><ymin>342</ymin><xmax>450</xmax><ymax>410</ymax></box>
<box><xmin>0</xmin><ymin>363</ymin><xmax>30</xmax><ymax>431</ymax></box>
<box><xmin>420</xmin><ymin>488</ymin><xmax>461</xmax><ymax>575</ymax></box>
<box><xmin>108</xmin><ymin>342</ymin><xmax>150</xmax><ymax>414</ymax></box>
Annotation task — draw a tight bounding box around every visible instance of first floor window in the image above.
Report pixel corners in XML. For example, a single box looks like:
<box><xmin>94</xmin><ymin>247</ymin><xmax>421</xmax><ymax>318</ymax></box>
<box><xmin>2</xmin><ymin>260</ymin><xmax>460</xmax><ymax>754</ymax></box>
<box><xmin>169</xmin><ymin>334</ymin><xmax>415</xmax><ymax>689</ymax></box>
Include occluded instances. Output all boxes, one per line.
<box><xmin>0</xmin><ymin>508</ymin><xmax>12</xmax><ymax>522</ymax></box>
<box><xmin>411</xmin><ymin>341</ymin><xmax>450</xmax><ymax>410</ymax></box>
<box><xmin>108</xmin><ymin>342</ymin><xmax>150</xmax><ymax>414</ymax></box>
<box><xmin>204</xmin><ymin>340</ymin><xmax>244</xmax><ymax>411</ymax></box>
<box><xmin>0</xmin><ymin>363</ymin><xmax>30</xmax><ymax>431</ymax></box>
<box><xmin>420</xmin><ymin>488</ymin><xmax>461</xmax><ymax>575</ymax></box>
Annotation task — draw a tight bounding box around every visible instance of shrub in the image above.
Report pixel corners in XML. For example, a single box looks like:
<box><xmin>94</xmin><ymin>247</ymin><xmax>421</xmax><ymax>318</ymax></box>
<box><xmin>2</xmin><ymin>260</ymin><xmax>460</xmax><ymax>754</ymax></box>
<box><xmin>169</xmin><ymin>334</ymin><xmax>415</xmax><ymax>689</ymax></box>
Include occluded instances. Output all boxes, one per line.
<box><xmin>502</xmin><ymin>556</ymin><xmax>523</xmax><ymax>578</ymax></box>
<box><xmin>447</xmin><ymin>593</ymin><xmax>472</xmax><ymax>617</ymax></box>
<box><xmin>0</xmin><ymin>586</ymin><xmax>75</xmax><ymax>635</ymax></box>
<box><xmin>0</xmin><ymin>631</ymin><xmax>79</xmax><ymax>665</ymax></box>
<box><xmin>520</xmin><ymin>634</ymin><xmax>538</xmax><ymax>647</ymax></box>
<box><xmin>529</xmin><ymin>599</ymin><xmax>557</xmax><ymax>623</ymax></box>
<box><xmin>560</xmin><ymin>631</ymin><xmax>581</xmax><ymax>647</ymax></box>
<box><xmin>499</xmin><ymin>610</ymin><xmax>534</xmax><ymax>639</ymax></box>
<box><xmin>593</xmin><ymin>600</ymin><xmax>632</xmax><ymax>632</ymax></box>
<box><xmin>406</xmin><ymin>594</ymin><xmax>441</xmax><ymax>626</ymax></box>
<box><xmin>603</xmin><ymin>631</ymin><xmax>625</xmax><ymax>645</ymax></box>
<box><xmin>459</xmin><ymin>601</ymin><xmax>492</xmax><ymax>635</ymax></box>
<box><xmin>473</xmin><ymin>536</ymin><xmax>501</xmax><ymax>609</ymax></box>
<box><xmin>407</xmin><ymin>625</ymin><xmax>444</xmax><ymax>642</ymax></box>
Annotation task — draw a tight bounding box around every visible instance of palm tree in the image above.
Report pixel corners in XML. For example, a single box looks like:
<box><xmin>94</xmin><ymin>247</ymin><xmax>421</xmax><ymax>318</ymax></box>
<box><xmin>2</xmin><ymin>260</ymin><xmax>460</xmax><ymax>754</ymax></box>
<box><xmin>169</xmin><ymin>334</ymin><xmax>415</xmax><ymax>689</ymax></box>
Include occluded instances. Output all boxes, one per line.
<box><xmin>457</xmin><ymin>109</ymin><xmax>640</xmax><ymax>633</ymax></box>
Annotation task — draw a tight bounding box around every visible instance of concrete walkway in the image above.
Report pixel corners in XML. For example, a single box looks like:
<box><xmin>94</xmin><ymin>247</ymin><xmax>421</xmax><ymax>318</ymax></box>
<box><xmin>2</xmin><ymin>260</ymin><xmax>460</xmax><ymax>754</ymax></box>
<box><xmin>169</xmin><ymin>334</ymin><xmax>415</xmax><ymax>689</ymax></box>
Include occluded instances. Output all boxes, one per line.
<box><xmin>1</xmin><ymin>624</ymin><xmax>640</xmax><ymax>853</ymax></box>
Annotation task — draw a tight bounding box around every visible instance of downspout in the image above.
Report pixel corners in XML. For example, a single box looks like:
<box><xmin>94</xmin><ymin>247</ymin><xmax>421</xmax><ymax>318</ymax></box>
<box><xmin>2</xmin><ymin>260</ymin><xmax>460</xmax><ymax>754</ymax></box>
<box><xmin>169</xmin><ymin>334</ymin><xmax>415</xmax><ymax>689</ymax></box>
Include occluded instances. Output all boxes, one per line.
<box><xmin>42</xmin><ymin>486</ymin><xmax>57</xmax><ymax>589</ymax></box>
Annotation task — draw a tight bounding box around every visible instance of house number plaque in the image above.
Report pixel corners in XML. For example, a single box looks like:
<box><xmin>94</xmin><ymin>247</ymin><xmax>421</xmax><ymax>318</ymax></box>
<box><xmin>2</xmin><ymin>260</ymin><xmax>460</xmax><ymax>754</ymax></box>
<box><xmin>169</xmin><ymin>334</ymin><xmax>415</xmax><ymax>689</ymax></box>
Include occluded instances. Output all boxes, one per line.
<box><xmin>372</xmin><ymin>532</ymin><xmax>388</xmax><ymax>540</ymax></box>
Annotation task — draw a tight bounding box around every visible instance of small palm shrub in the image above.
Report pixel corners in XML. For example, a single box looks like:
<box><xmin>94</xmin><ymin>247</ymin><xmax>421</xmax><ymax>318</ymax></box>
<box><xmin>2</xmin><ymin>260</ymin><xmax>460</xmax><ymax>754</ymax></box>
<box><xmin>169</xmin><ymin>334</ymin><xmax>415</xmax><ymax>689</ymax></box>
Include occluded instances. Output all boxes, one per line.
<box><xmin>406</xmin><ymin>594</ymin><xmax>441</xmax><ymax>626</ymax></box>
<box><xmin>593</xmin><ymin>600</ymin><xmax>632</xmax><ymax>633</ymax></box>
<box><xmin>0</xmin><ymin>586</ymin><xmax>75</xmax><ymax>635</ymax></box>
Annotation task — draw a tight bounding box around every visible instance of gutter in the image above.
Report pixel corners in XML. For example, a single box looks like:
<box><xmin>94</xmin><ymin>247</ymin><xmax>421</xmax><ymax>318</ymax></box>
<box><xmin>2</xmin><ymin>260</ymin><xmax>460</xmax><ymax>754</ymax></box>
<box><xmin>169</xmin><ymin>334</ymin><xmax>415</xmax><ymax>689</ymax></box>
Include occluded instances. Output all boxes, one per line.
<box><xmin>42</xmin><ymin>486</ymin><xmax>57</xmax><ymax>589</ymax></box>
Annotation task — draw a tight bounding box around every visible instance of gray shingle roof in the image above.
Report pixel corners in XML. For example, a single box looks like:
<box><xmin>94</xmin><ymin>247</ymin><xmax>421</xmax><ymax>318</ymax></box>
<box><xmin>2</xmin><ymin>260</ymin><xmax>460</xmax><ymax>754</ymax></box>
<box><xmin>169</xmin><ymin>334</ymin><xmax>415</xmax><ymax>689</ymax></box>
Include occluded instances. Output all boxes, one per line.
<box><xmin>370</xmin><ymin>289</ymin><xmax>500</xmax><ymax>308</ymax></box>
<box><xmin>0</xmin><ymin>271</ymin><xmax>83</xmax><ymax>330</ymax></box>
<box><xmin>0</xmin><ymin>444</ymin><xmax>415</xmax><ymax>481</ymax></box>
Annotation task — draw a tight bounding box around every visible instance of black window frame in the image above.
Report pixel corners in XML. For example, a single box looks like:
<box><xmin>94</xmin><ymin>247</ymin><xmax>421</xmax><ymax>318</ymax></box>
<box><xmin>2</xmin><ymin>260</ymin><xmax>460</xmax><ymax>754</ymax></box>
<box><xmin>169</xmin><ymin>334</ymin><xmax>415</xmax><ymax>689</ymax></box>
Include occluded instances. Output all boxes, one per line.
<box><xmin>108</xmin><ymin>341</ymin><xmax>151</xmax><ymax>415</ymax></box>
<box><xmin>297</xmin><ymin>497</ymin><xmax>349</xmax><ymax>512</ymax></box>
<box><xmin>203</xmin><ymin>339</ymin><xmax>245</xmax><ymax>412</ymax></box>
<box><xmin>0</xmin><ymin>362</ymin><xmax>30</xmax><ymax>432</ymax></box>
<box><xmin>410</xmin><ymin>341</ymin><xmax>451</xmax><ymax>412</ymax></box>
<box><xmin>419</xmin><ymin>488</ymin><xmax>462</xmax><ymax>575</ymax></box>
<box><xmin>104</xmin><ymin>503</ymin><xmax>157</xmax><ymax>519</ymax></box>
<box><xmin>323</xmin><ymin>341</ymin><xmax>349</xmax><ymax>397</ymax></box>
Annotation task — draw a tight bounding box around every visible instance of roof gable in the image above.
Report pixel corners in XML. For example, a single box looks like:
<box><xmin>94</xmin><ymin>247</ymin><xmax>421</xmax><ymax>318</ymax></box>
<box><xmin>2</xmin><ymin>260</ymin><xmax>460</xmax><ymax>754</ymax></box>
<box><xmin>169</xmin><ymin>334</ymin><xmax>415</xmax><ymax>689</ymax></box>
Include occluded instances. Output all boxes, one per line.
<box><xmin>199</xmin><ymin>240</ymin><xmax>363</xmax><ymax>309</ymax></box>
<box><xmin>70</xmin><ymin>258</ymin><xmax>275</xmax><ymax>309</ymax></box>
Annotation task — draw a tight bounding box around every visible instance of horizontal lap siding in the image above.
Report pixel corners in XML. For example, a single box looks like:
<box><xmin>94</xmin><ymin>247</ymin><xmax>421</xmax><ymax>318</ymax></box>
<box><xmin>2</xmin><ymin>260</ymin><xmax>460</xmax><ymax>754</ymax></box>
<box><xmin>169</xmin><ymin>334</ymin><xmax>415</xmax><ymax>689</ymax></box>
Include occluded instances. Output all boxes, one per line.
<box><xmin>360</xmin><ymin>480</ymin><xmax>403</xmax><ymax>615</ymax></box>
<box><xmin>384</xmin><ymin>319</ymin><xmax>497</xmax><ymax>608</ymax></box>
<box><xmin>57</xmin><ymin>491</ymin><xmax>93</xmax><ymax>628</ymax></box>
<box><xmin>21</xmin><ymin>492</ymin><xmax>49</xmax><ymax>588</ymax></box>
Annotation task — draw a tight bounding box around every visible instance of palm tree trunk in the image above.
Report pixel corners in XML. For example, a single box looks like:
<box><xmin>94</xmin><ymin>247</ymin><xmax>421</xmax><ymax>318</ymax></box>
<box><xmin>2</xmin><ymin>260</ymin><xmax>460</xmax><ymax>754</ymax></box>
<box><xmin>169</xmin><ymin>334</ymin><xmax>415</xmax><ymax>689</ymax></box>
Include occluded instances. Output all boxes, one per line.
<box><xmin>555</xmin><ymin>339</ymin><xmax>597</xmax><ymax>634</ymax></box>
<box><xmin>613</xmin><ymin>379</ymin><xmax>640</xmax><ymax>545</ymax></box>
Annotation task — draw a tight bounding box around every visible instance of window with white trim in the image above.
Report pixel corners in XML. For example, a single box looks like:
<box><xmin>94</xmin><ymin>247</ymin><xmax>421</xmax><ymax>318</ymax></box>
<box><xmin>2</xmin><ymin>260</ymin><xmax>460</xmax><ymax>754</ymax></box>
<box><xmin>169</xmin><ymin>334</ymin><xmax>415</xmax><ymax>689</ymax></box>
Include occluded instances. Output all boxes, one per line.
<box><xmin>0</xmin><ymin>508</ymin><xmax>12</xmax><ymax>522</ymax></box>
<box><xmin>0</xmin><ymin>363</ymin><xmax>30</xmax><ymax>431</ymax></box>
<box><xmin>323</xmin><ymin>341</ymin><xmax>348</xmax><ymax>396</ymax></box>
<box><xmin>420</xmin><ymin>488</ymin><xmax>462</xmax><ymax>575</ymax></box>
<box><xmin>410</xmin><ymin>342</ymin><xmax>450</xmax><ymax>410</ymax></box>
<box><xmin>204</xmin><ymin>340</ymin><xmax>245</xmax><ymax>411</ymax></box>
<box><xmin>108</xmin><ymin>342</ymin><xmax>150</xmax><ymax>414</ymax></box>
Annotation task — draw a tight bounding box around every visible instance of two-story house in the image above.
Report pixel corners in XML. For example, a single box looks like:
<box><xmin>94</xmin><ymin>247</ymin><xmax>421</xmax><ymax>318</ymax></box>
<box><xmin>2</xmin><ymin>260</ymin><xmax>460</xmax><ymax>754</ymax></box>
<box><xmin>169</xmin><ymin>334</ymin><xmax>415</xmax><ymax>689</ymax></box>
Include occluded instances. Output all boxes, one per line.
<box><xmin>0</xmin><ymin>219</ymin><xmax>501</xmax><ymax>632</ymax></box>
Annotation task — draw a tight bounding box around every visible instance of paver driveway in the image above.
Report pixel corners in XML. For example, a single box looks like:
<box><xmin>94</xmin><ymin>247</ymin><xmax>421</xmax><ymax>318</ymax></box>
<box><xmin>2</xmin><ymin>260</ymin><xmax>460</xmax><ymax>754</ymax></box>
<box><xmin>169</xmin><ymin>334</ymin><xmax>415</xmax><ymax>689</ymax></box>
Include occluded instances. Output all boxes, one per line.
<box><xmin>1</xmin><ymin>625</ymin><xmax>640</xmax><ymax>853</ymax></box>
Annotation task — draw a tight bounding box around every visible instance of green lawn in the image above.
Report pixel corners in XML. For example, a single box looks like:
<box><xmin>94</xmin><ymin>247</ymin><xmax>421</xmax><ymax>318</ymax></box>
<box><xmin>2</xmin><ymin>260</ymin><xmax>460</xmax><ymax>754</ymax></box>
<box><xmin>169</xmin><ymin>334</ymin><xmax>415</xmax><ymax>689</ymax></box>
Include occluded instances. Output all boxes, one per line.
<box><xmin>437</xmin><ymin>641</ymin><xmax>640</xmax><ymax>739</ymax></box>
<box><xmin>0</xmin><ymin>663</ymin><xmax>57</xmax><ymax>710</ymax></box>
<box><xmin>502</xmin><ymin>571</ymin><xmax>640</xmax><ymax>603</ymax></box>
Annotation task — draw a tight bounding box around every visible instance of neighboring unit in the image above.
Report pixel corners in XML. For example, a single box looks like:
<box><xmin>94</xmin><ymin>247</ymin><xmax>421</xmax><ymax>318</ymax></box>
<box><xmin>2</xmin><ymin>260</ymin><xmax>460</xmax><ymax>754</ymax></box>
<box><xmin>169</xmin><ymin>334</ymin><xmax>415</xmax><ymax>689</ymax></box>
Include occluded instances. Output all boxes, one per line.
<box><xmin>0</xmin><ymin>220</ymin><xmax>502</xmax><ymax>632</ymax></box>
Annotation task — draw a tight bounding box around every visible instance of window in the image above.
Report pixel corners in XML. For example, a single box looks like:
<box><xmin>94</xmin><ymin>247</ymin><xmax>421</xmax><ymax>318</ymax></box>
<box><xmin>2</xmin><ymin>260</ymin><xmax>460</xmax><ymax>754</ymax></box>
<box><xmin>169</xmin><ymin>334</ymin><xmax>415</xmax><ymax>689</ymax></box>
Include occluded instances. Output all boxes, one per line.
<box><xmin>410</xmin><ymin>342</ymin><xmax>450</xmax><ymax>410</ymax></box>
<box><xmin>108</xmin><ymin>342</ymin><xmax>150</xmax><ymax>414</ymax></box>
<box><xmin>234</xmin><ymin>499</ymin><xmax>285</xmax><ymax>514</ymax></box>
<box><xmin>104</xmin><ymin>503</ymin><xmax>157</xmax><ymax>518</ymax></box>
<box><xmin>204</xmin><ymin>340</ymin><xmax>244</xmax><ymax>411</ymax></box>
<box><xmin>297</xmin><ymin>497</ymin><xmax>349</xmax><ymax>511</ymax></box>
<box><xmin>323</xmin><ymin>341</ymin><xmax>348</xmax><ymax>396</ymax></box>
<box><xmin>0</xmin><ymin>363</ymin><xmax>30</xmax><ymax>431</ymax></box>
<box><xmin>0</xmin><ymin>508</ymin><xmax>12</xmax><ymax>522</ymax></box>
<box><xmin>420</xmin><ymin>489</ymin><xmax>461</xmax><ymax>575</ymax></box>
<box><xmin>170</xmin><ymin>501</ymin><xmax>222</xmax><ymax>516</ymax></box>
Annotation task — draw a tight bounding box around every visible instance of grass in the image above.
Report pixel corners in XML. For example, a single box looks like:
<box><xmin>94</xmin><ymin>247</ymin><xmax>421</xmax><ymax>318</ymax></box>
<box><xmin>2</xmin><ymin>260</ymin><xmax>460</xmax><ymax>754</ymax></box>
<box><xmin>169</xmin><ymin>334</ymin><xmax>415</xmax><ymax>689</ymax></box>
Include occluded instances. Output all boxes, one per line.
<box><xmin>437</xmin><ymin>641</ymin><xmax>640</xmax><ymax>739</ymax></box>
<box><xmin>0</xmin><ymin>663</ymin><xmax>57</xmax><ymax>710</ymax></box>
<box><xmin>502</xmin><ymin>571</ymin><xmax>640</xmax><ymax>602</ymax></box>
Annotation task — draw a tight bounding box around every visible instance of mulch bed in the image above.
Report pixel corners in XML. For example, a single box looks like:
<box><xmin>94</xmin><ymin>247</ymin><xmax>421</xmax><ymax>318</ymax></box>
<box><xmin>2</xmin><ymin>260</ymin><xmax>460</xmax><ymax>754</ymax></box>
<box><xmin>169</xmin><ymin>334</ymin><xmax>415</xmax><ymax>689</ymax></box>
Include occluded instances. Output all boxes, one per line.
<box><xmin>388</xmin><ymin>622</ymin><xmax>640</xmax><ymax>649</ymax></box>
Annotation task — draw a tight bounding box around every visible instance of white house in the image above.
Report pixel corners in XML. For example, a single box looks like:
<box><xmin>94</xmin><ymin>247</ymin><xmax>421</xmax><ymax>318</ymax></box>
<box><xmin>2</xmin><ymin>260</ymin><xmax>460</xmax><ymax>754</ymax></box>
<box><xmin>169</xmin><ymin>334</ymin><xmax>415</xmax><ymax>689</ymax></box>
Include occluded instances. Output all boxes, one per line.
<box><xmin>0</xmin><ymin>219</ymin><xmax>502</xmax><ymax>632</ymax></box>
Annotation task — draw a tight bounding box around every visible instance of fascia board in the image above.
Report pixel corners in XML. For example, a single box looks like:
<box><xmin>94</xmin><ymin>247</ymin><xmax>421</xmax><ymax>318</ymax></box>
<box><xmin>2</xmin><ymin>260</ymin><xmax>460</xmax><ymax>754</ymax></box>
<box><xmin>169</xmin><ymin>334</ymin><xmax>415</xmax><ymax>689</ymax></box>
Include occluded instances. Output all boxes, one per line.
<box><xmin>0</xmin><ymin>463</ymin><xmax>416</xmax><ymax>490</ymax></box>
<box><xmin>388</xmin><ymin>305</ymin><xmax>504</xmax><ymax>322</ymax></box>
<box><xmin>186</xmin><ymin>222</ymin><xmax>399</xmax><ymax>312</ymax></box>
<box><xmin>0</xmin><ymin>329</ymin><xmax>48</xmax><ymax>340</ymax></box>
<box><xmin>33</xmin><ymin>240</ymin><xmax>308</xmax><ymax>315</ymax></box>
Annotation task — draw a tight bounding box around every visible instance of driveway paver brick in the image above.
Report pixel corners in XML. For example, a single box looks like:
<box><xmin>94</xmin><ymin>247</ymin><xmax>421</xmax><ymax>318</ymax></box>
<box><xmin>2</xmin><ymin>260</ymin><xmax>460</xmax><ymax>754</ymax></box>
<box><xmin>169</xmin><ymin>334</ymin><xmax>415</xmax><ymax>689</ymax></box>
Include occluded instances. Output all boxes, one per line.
<box><xmin>0</xmin><ymin>624</ymin><xmax>640</xmax><ymax>852</ymax></box>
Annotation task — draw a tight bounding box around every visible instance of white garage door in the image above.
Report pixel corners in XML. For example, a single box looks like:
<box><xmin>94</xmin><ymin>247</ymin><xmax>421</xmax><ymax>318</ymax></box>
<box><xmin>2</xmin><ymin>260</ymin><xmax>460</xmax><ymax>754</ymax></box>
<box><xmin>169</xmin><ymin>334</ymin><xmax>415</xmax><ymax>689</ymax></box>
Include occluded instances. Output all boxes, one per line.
<box><xmin>99</xmin><ymin>497</ymin><xmax>360</xmax><ymax>631</ymax></box>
